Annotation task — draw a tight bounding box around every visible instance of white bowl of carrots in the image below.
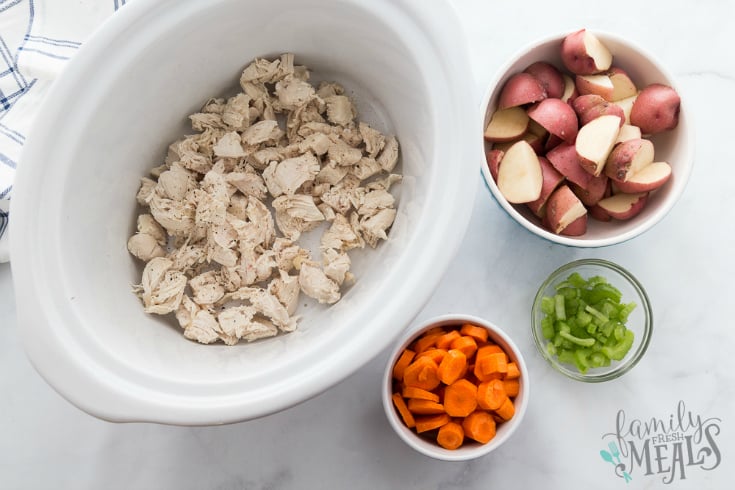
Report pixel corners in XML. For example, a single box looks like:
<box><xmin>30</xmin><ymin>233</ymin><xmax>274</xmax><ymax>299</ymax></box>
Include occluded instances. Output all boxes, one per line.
<box><xmin>382</xmin><ymin>314</ymin><xmax>529</xmax><ymax>461</ymax></box>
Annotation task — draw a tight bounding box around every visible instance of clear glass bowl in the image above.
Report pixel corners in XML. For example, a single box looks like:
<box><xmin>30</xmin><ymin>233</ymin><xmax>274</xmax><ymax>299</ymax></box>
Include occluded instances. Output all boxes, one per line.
<box><xmin>532</xmin><ymin>259</ymin><xmax>652</xmax><ymax>382</ymax></box>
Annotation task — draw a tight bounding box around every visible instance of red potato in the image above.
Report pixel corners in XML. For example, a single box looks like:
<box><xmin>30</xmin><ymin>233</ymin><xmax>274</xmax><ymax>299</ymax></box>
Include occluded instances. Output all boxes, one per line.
<box><xmin>575</xmin><ymin>115</ymin><xmax>622</xmax><ymax>176</ymax></box>
<box><xmin>527</xmin><ymin>98</ymin><xmax>579</xmax><ymax>144</ymax></box>
<box><xmin>484</xmin><ymin>107</ymin><xmax>530</xmax><ymax>142</ymax></box>
<box><xmin>629</xmin><ymin>83</ymin><xmax>681</xmax><ymax>134</ymax></box>
<box><xmin>615</xmin><ymin>124</ymin><xmax>642</xmax><ymax>143</ymax></box>
<box><xmin>498</xmin><ymin>73</ymin><xmax>547</xmax><ymax>109</ymax></box>
<box><xmin>523</xmin><ymin>61</ymin><xmax>565</xmax><ymax>99</ymax></box>
<box><xmin>544</xmin><ymin>134</ymin><xmax>564</xmax><ymax>152</ymax></box>
<box><xmin>559</xmin><ymin>214</ymin><xmax>588</xmax><ymax>236</ymax></box>
<box><xmin>575</xmin><ymin>74</ymin><xmax>615</xmax><ymax>100</ymax></box>
<box><xmin>613</xmin><ymin>161</ymin><xmax>672</xmax><ymax>193</ymax></box>
<box><xmin>560</xmin><ymin>29</ymin><xmax>613</xmax><ymax>75</ymax></box>
<box><xmin>560</xmin><ymin>74</ymin><xmax>578</xmax><ymax>103</ymax></box>
<box><xmin>596</xmin><ymin>192</ymin><xmax>648</xmax><ymax>220</ymax></box>
<box><xmin>571</xmin><ymin>94</ymin><xmax>608</xmax><ymax>117</ymax></box>
<box><xmin>527</xmin><ymin>119</ymin><xmax>549</xmax><ymax>139</ymax></box>
<box><xmin>604</xmin><ymin>138</ymin><xmax>655</xmax><ymax>182</ymax></box>
<box><xmin>546</xmin><ymin>142</ymin><xmax>592</xmax><ymax>188</ymax></box>
<box><xmin>492</xmin><ymin>131</ymin><xmax>545</xmax><ymax>155</ymax></box>
<box><xmin>496</xmin><ymin>140</ymin><xmax>543</xmax><ymax>203</ymax></box>
<box><xmin>570</xmin><ymin>173</ymin><xmax>609</xmax><ymax>207</ymax></box>
<box><xmin>485</xmin><ymin>149</ymin><xmax>504</xmax><ymax>181</ymax></box>
<box><xmin>572</xmin><ymin>94</ymin><xmax>625</xmax><ymax>126</ymax></box>
<box><xmin>545</xmin><ymin>185</ymin><xmax>588</xmax><ymax>234</ymax></box>
<box><xmin>607</xmin><ymin>67</ymin><xmax>638</xmax><ymax>101</ymax></box>
<box><xmin>526</xmin><ymin>157</ymin><xmax>566</xmax><ymax>217</ymax></box>
<box><xmin>588</xmin><ymin>204</ymin><xmax>612</xmax><ymax>221</ymax></box>
<box><xmin>613</xmin><ymin>94</ymin><xmax>638</xmax><ymax>125</ymax></box>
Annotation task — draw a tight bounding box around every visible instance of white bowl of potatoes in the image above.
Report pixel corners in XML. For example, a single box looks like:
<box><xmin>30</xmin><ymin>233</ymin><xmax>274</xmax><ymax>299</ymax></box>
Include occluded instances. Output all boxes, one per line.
<box><xmin>481</xmin><ymin>29</ymin><xmax>694</xmax><ymax>247</ymax></box>
<box><xmin>9</xmin><ymin>0</ymin><xmax>480</xmax><ymax>424</ymax></box>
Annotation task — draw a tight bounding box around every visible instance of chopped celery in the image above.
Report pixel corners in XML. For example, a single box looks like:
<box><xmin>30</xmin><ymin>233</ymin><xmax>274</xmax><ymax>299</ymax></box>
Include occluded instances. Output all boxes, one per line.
<box><xmin>576</xmin><ymin>310</ymin><xmax>592</xmax><ymax>327</ymax></box>
<box><xmin>558</xmin><ymin>349</ymin><xmax>576</xmax><ymax>364</ymax></box>
<box><xmin>538</xmin><ymin>270</ymin><xmax>638</xmax><ymax>374</ymax></box>
<box><xmin>541</xmin><ymin>317</ymin><xmax>555</xmax><ymax>339</ymax></box>
<box><xmin>601</xmin><ymin>329</ymin><xmax>635</xmax><ymax>361</ymax></box>
<box><xmin>541</xmin><ymin>296</ymin><xmax>555</xmax><ymax>315</ymax></box>
<box><xmin>559</xmin><ymin>331</ymin><xmax>596</xmax><ymax>347</ymax></box>
<box><xmin>574</xmin><ymin>348</ymin><xmax>592</xmax><ymax>373</ymax></box>
<box><xmin>566</xmin><ymin>272</ymin><xmax>588</xmax><ymax>288</ymax></box>
<box><xmin>587</xmin><ymin>283</ymin><xmax>623</xmax><ymax>304</ymax></box>
<box><xmin>554</xmin><ymin>294</ymin><xmax>566</xmax><ymax>320</ymax></box>
<box><xmin>618</xmin><ymin>302</ymin><xmax>637</xmax><ymax>322</ymax></box>
<box><xmin>585</xmin><ymin>305</ymin><xmax>609</xmax><ymax>324</ymax></box>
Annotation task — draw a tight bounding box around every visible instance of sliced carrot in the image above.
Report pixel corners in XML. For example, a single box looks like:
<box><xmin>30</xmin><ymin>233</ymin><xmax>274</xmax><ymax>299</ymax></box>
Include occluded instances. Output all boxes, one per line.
<box><xmin>460</xmin><ymin>323</ymin><xmax>489</xmax><ymax>343</ymax></box>
<box><xmin>424</xmin><ymin>326</ymin><xmax>446</xmax><ymax>337</ymax></box>
<box><xmin>436</xmin><ymin>421</ymin><xmax>465</xmax><ymax>450</ymax></box>
<box><xmin>402</xmin><ymin>356</ymin><xmax>441</xmax><ymax>391</ymax></box>
<box><xmin>392</xmin><ymin>324</ymin><xmax>522</xmax><ymax>450</ymax></box>
<box><xmin>435</xmin><ymin>330</ymin><xmax>462</xmax><ymax>350</ymax></box>
<box><xmin>477</xmin><ymin>379</ymin><xmax>507</xmax><ymax>411</ymax></box>
<box><xmin>476</xmin><ymin>352</ymin><xmax>508</xmax><ymax>377</ymax></box>
<box><xmin>503</xmin><ymin>379</ymin><xmax>520</xmax><ymax>398</ymax></box>
<box><xmin>474</xmin><ymin>359</ymin><xmax>504</xmax><ymax>382</ymax></box>
<box><xmin>391</xmin><ymin>392</ymin><xmax>416</xmax><ymax>429</ymax></box>
<box><xmin>505</xmin><ymin>361</ymin><xmax>521</xmax><ymax>380</ymax></box>
<box><xmin>476</xmin><ymin>344</ymin><xmax>503</xmax><ymax>361</ymax></box>
<box><xmin>462</xmin><ymin>410</ymin><xmax>496</xmax><ymax>444</ymax></box>
<box><xmin>416</xmin><ymin>348</ymin><xmax>448</xmax><ymax>364</ymax></box>
<box><xmin>495</xmin><ymin>397</ymin><xmax>516</xmax><ymax>421</ymax></box>
<box><xmin>402</xmin><ymin>386</ymin><xmax>440</xmax><ymax>402</ymax></box>
<box><xmin>450</xmin><ymin>335</ymin><xmax>478</xmax><ymax>359</ymax></box>
<box><xmin>407</xmin><ymin>398</ymin><xmax>445</xmax><ymax>415</ymax></box>
<box><xmin>443</xmin><ymin>379</ymin><xmax>478</xmax><ymax>418</ymax></box>
<box><xmin>415</xmin><ymin>413</ymin><xmax>451</xmax><ymax>433</ymax></box>
<box><xmin>392</xmin><ymin>349</ymin><xmax>416</xmax><ymax>380</ymax></box>
<box><xmin>438</xmin><ymin>349</ymin><xmax>467</xmax><ymax>385</ymax></box>
<box><xmin>414</xmin><ymin>333</ymin><xmax>442</xmax><ymax>353</ymax></box>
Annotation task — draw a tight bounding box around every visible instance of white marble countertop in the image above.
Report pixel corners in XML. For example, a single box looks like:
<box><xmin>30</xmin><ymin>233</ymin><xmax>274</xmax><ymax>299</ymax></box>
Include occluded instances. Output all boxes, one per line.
<box><xmin>2</xmin><ymin>0</ymin><xmax>734</xmax><ymax>488</ymax></box>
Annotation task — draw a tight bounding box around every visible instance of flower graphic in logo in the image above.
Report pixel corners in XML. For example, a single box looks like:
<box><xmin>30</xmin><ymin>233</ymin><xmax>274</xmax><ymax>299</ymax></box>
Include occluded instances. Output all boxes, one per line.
<box><xmin>600</xmin><ymin>441</ymin><xmax>633</xmax><ymax>483</ymax></box>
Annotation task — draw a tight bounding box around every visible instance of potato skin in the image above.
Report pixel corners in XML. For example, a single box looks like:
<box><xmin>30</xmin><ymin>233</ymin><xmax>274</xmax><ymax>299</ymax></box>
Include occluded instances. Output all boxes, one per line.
<box><xmin>498</xmin><ymin>73</ymin><xmax>547</xmax><ymax>109</ymax></box>
<box><xmin>527</xmin><ymin>98</ymin><xmax>579</xmax><ymax>143</ymax></box>
<box><xmin>597</xmin><ymin>192</ymin><xmax>649</xmax><ymax>220</ymax></box>
<box><xmin>546</xmin><ymin>184</ymin><xmax>587</xmax><ymax>233</ymax></box>
<box><xmin>560</xmin><ymin>29</ymin><xmax>611</xmax><ymax>75</ymax></box>
<box><xmin>559</xmin><ymin>214</ymin><xmax>588</xmax><ymax>236</ymax></box>
<box><xmin>604</xmin><ymin>138</ymin><xmax>654</xmax><ymax>182</ymax></box>
<box><xmin>524</xmin><ymin>62</ymin><xmax>565</xmax><ymax>99</ymax></box>
<box><xmin>573</xmin><ymin>94</ymin><xmax>625</xmax><ymax>126</ymax></box>
<box><xmin>629</xmin><ymin>83</ymin><xmax>680</xmax><ymax>134</ymax></box>
<box><xmin>485</xmin><ymin>148</ymin><xmax>504</xmax><ymax>181</ymax></box>
<box><xmin>526</xmin><ymin>157</ymin><xmax>565</xmax><ymax>217</ymax></box>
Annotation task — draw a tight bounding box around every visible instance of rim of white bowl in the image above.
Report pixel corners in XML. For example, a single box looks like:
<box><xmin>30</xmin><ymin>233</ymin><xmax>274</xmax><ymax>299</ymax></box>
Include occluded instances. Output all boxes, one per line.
<box><xmin>9</xmin><ymin>0</ymin><xmax>481</xmax><ymax>424</ymax></box>
<box><xmin>479</xmin><ymin>29</ymin><xmax>695</xmax><ymax>248</ymax></box>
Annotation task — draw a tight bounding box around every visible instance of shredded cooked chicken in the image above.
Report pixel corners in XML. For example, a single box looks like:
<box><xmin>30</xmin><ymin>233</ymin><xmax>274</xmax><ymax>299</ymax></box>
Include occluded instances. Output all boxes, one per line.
<box><xmin>128</xmin><ymin>54</ymin><xmax>401</xmax><ymax>345</ymax></box>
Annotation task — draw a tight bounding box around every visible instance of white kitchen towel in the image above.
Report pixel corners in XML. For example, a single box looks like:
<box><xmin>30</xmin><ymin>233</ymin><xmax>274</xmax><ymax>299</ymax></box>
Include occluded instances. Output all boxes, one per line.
<box><xmin>0</xmin><ymin>0</ymin><xmax>129</xmax><ymax>262</ymax></box>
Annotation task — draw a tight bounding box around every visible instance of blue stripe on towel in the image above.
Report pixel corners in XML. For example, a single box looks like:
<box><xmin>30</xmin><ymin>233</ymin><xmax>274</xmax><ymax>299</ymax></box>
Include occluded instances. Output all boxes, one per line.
<box><xmin>18</xmin><ymin>46</ymin><xmax>70</xmax><ymax>60</ymax></box>
<box><xmin>0</xmin><ymin>207</ymin><xmax>8</xmax><ymax>239</ymax></box>
<box><xmin>0</xmin><ymin>36</ymin><xmax>27</xmax><ymax>90</ymax></box>
<box><xmin>0</xmin><ymin>86</ymin><xmax>29</xmax><ymax>110</ymax></box>
<box><xmin>0</xmin><ymin>123</ymin><xmax>23</xmax><ymax>144</ymax></box>
<box><xmin>24</xmin><ymin>35</ymin><xmax>81</xmax><ymax>48</ymax></box>
<box><xmin>0</xmin><ymin>152</ymin><xmax>16</xmax><ymax>169</ymax></box>
<box><xmin>0</xmin><ymin>78</ymin><xmax>36</xmax><ymax>118</ymax></box>
<box><xmin>0</xmin><ymin>0</ymin><xmax>23</xmax><ymax>14</ymax></box>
